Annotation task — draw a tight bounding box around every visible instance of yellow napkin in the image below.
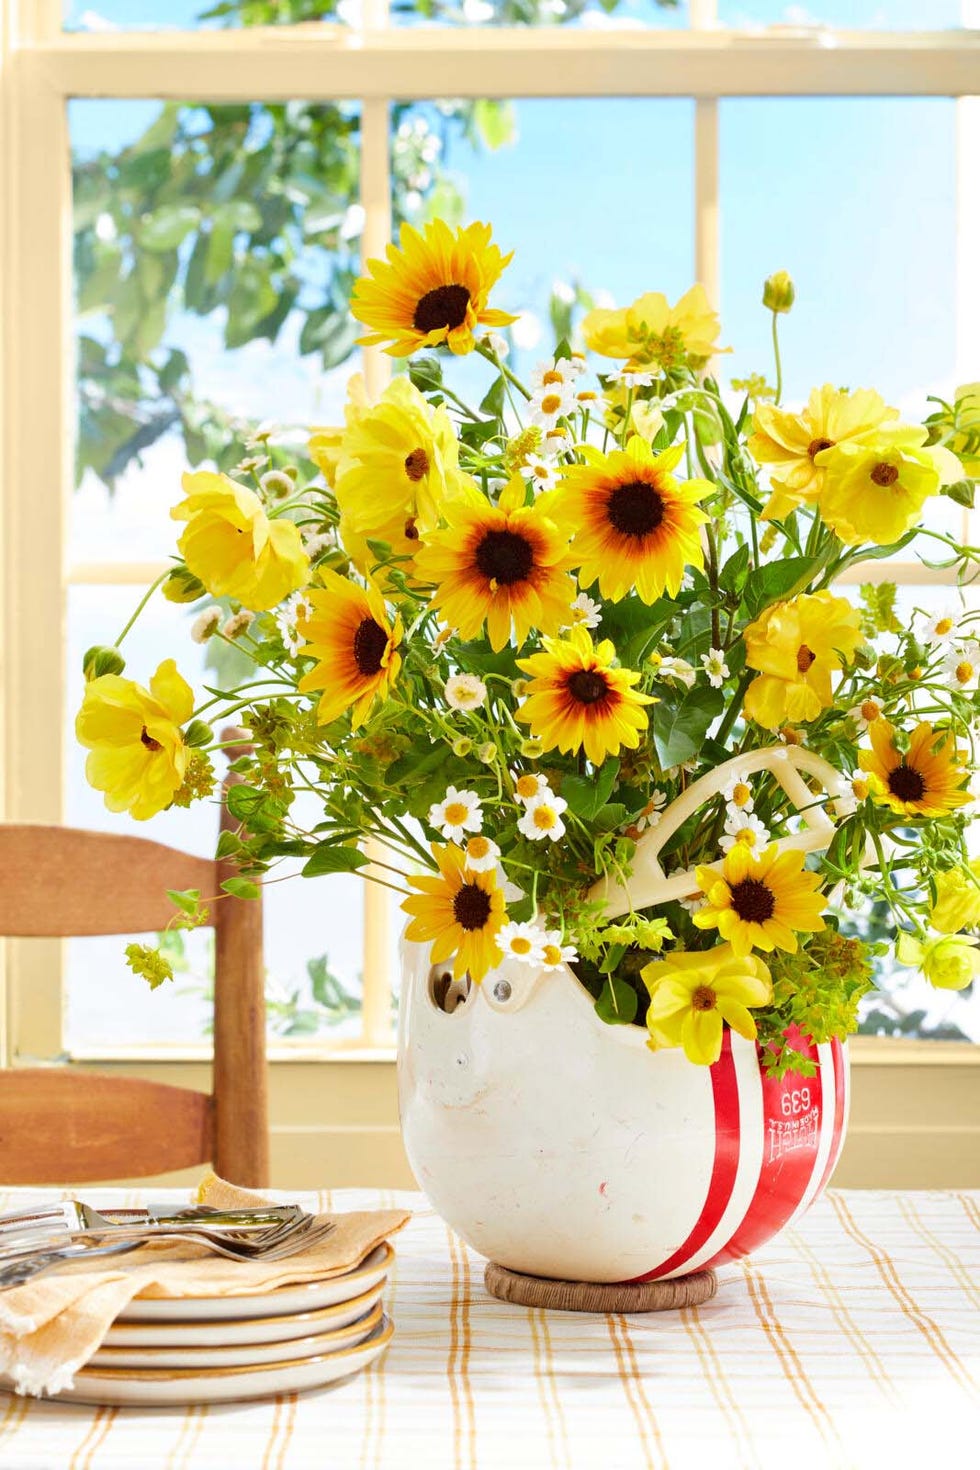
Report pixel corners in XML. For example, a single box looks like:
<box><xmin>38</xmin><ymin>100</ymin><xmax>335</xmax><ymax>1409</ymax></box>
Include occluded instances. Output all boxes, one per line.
<box><xmin>0</xmin><ymin>1173</ymin><xmax>410</xmax><ymax>1397</ymax></box>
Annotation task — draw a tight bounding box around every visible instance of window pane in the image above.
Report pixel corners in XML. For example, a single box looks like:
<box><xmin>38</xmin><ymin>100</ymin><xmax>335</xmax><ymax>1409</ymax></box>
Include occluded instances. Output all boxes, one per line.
<box><xmin>71</xmin><ymin>97</ymin><xmax>361</xmax><ymax>566</ymax></box>
<box><xmin>720</xmin><ymin>98</ymin><xmax>956</xmax><ymax>410</ymax></box>
<box><xmin>392</xmin><ymin>0</ymin><xmax>688</xmax><ymax>28</ymax></box>
<box><xmin>392</xmin><ymin>96</ymin><xmax>693</xmax><ymax>385</ymax></box>
<box><xmin>718</xmin><ymin>1</ymin><xmax>964</xmax><ymax>28</ymax></box>
<box><xmin>65</xmin><ymin>589</ymin><xmax>368</xmax><ymax>1051</ymax></box>
<box><xmin>64</xmin><ymin>1</ymin><xmax>355</xmax><ymax>31</ymax></box>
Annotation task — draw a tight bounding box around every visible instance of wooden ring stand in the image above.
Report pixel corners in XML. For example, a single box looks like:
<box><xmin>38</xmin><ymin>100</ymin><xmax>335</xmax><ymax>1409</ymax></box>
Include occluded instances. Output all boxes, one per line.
<box><xmin>484</xmin><ymin>1262</ymin><xmax>718</xmax><ymax>1313</ymax></box>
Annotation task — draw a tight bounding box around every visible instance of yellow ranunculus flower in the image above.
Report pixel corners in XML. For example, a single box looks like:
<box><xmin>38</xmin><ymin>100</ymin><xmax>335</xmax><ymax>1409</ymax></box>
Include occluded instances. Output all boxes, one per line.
<box><xmin>309</xmin><ymin>373</ymin><xmax>371</xmax><ymax>487</ymax></box>
<box><xmin>743</xmin><ymin>590</ymin><xmax>863</xmax><ymax>730</ymax></box>
<box><xmin>642</xmin><ymin>945</ymin><xmax>773</xmax><ymax>1066</ymax></box>
<box><xmin>172</xmin><ymin>472</ymin><xmax>309</xmax><ymax>612</ymax></box>
<box><xmin>814</xmin><ymin>433</ymin><xmax>960</xmax><ymax>547</ymax></box>
<box><xmin>76</xmin><ymin>659</ymin><xmax>193</xmax><ymax>820</ymax></box>
<box><xmin>929</xmin><ymin>861</ymin><xmax>980</xmax><ymax>934</ymax></box>
<box><xmin>582</xmin><ymin>284</ymin><xmax>727</xmax><ymax>371</ymax></box>
<box><xmin>748</xmin><ymin>384</ymin><xmax>899</xmax><ymax>521</ymax></box>
<box><xmin>896</xmin><ymin>930</ymin><xmax>980</xmax><ymax>991</ymax></box>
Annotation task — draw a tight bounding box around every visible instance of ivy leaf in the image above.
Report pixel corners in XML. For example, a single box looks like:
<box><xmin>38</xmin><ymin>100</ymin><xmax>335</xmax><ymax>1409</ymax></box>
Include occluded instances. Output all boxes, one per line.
<box><xmin>220</xmin><ymin>876</ymin><xmax>261</xmax><ymax>900</ymax></box>
<box><xmin>595</xmin><ymin>975</ymin><xmax>639</xmax><ymax>1027</ymax></box>
<box><xmin>654</xmin><ymin>687</ymin><xmax>724</xmax><ymax>770</ymax></box>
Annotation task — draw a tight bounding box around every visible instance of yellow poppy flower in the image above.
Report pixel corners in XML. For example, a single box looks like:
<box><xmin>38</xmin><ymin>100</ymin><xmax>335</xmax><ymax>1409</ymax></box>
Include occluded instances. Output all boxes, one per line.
<box><xmin>743</xmin><ymin>590</ymin><xmax>863</xmax><ymax>731</ymax></box>
<box><xmin>516</xmin><ymin>625</ymin><xmax>654</xmax><ymax>765</ymax></box>
<box><xmin>76</xmin><ymin>659</ymin><xmax>193</xmax><ymax>821</ymax></box>
<box><xmin>555</xmin><ymin>437</ymin><xmax>710</xmax><ymax>604</ymax></box>
<box><xmin>748</xmin><ymin>384</ymin><xmax>899</xmax><ymax>521</ymax></box>
<box><xmin>334</xmin><ymin>375</ymin><xmax>472</xmax><ymax>542</ymax></box>
<box><xmin>582</xmin><ymin>284</ymin><xmax>726</xmax><ymax>370</ymax></box>
<box><xmin>351</xmin><ymin>219</ymin><xmax>516</xmax><ymax>358</ymax></box>
<box><xmin>693</xmin><ymin>844</ymin><xmax>826</xmax><ymax>957</ymax></box>
<box><xmin>413</xmin><ymin>475</ymin><xmax>576</xmax><ymax>651</ymax></box>
<box><xmin>172</xmin><ymin>472</ymin><xmax>309</xmax><ymax>612</ymax></box>
<box><xmin>896</xmin><ymin>930</ymin><xmax>980</xmax><ymax>991</ymax></box>
<box><xmin>814</xmin><ymin>437</ymin><xmax>950</xmax><ymax>546</ymax></box>
<box><xmin>929</xmin><ymin>860</ymin><xmax>980</xmax><ymax>934</ymax></box>
<box><xmin>858</xmin><ymin>720</ymin><xmax>972</xmax><ymax>819</ymax></box>
<box><xmin>309</xmin><ymin>373</ymin><xmax>370</xmax><ymax>487</ymax></box>
<box><xmin>642</xmin><ymin>945</ymin><xmax>773</xmax><ymax>1066</ymax></box>
<box><xmin>297</xmin><ymin>570</ymin><xmax>402</xmax><ymax>727</ymax></box>
<box><xmin>402</xmin><ymin>842</ymin><xmax>507</xmax><ymax>982</ymax></box>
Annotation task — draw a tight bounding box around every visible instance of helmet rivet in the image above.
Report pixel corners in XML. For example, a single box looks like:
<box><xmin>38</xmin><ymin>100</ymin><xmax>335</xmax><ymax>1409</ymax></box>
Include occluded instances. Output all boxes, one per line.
<box><xmin>492</xmin><ymin>979</ymin><xmax>512</xmax><ymax>1003</ymax></box>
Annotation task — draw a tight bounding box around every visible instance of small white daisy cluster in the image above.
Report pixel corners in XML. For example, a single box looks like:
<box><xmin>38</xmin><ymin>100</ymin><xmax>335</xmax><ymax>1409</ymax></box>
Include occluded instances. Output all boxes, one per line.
<box><xmin>634</xmin><ymin>789</ymin><xmax>667</xmax><ymax>832</ymax></box>
<box><xmin>718</xmin><ymin>769</ymin><xmax>771</xmax><ymax>855</ymax></box>
<box><xmin>497</xmin><ymin>919</ymin><xmax>578</xmax><ymax>973</ymax></box>
<box><xmin>428</xmin><ymin>786</ymin><xmax>483</xmax><ymax>845</ymax></box>
<box><xmin>513</xmin><ymin>770</ymin><xmax>567</xmax><ymax>843</ymax></box>
<box><xmin>275</xmin><ymin>592</ymin><xmax>312</xmax><ymax>657</ymax></box>
<box><xmin>608</xmin><ymin>364</ymin><xmax>657</xmax><ymax>390</ymax></box>
<box><xmin>562</xmin><ymin>592</ymin><xmax>602</xmax><ymax>632</ymax></box>
<box><xmin>912</xmin><ymin>606</ymin><xmax>980</xmax><ymax>693</ymax></box>
<box><xmin>649</xmin><ymin>652</ymin><xmax>697</xmax><ymax>690</ymax></box>
<box><xmin>527</xmin><ymin>354</ymin><xmax>586</xmax><ymax>435</ymax></box>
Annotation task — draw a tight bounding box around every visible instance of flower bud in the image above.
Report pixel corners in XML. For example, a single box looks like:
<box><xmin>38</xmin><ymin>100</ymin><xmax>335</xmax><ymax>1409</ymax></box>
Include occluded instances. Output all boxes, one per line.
<box><xmin>82</xmin><ymin>644</ymin><xmax>125</xmax><ymax>681</ymax></box>
<box><xmin>452</xmin><ymin>737</ymin><xmax>474</xmax><ymax>759</ymax></box>
<box><xmin>476</xmin><ymin>742</ymin><xmax>497</xmax><ymax>765</ymax></box>
<box><xmin>520</xmin><ymin>738</ymin><xmax>544</xmax><ymax>759</ymax></box>
<box><xmin>511</xmin><ymin>678</ymin><xmax>530</xmax><ymax>700</ymax></box>
<box><xmin>162</xmin><ymin>566</ymin><xmax>207</xmax><ymax>604</ymax></box>
<box><xmin>183</xmin><ymin>719</ymin><xmax>213</xmax><ymax>749</ymax></box>
<box><xmin>929</xmin><ymin>861</ymin><xmax>980</xmax><ymax>934</ymax></box>
<box><xmin>762</xmin><ymin>271</ymin><xmax>795</xmax><ymax>314</ymax></box>
<box><xmin>852</xmin><ymin>644</ymin><xmax>878</xmax><ymax>671</ymax></box>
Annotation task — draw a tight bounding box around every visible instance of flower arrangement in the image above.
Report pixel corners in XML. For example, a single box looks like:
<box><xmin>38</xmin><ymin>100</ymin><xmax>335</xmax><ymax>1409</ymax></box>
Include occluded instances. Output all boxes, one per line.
<box><xmin>77</xmin><ymin>221</ymin><xmax>980</xmax><ymax>1077</ymax></box>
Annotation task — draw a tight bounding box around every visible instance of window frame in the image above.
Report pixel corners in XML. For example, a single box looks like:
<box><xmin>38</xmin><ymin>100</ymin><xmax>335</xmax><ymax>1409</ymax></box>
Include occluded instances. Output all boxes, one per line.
<box><xmin>1</xmin><ymin>0</ymin><xmax>978</xmax><ymax>1187</ymax></box>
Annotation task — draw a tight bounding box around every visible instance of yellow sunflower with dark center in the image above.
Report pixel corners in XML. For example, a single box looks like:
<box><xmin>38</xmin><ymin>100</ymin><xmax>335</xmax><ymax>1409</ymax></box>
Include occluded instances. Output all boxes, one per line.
<box><xmin>516</xmin><ymin>625</ymin><xmax>654</xmax><ymax>764</ymax></box>
<box><xmin>351</xmin><ymin>220</ymin><xmax>517</xmax><ymax>358</ymax></box>
<box><xmin>413</xmin><ymin>476</ymin><xmax>576</xmax><ymax>651</ymax></box>
<box><xmin>858</xmin><ymin>720</ymin><xmax>972</xmax><ymax>819</ymax></box>
<box><xmin>297</xmin><ymin>570</ymin><xmax>402</xmax><ymax>727</ymax></box>
<box><xmin>693</xmin><ymin>844</ymin><xmax>826</xmax><ymax>957</ymax></box>
<box><xmin>554</xmin><ymin>437</ymin><xmax>710</xmax><ymax>604</ymax></box>
<box><xmin>402</xmin><ymin>842</ymin><xmax>507</xmax><ymax>982</ymax></box>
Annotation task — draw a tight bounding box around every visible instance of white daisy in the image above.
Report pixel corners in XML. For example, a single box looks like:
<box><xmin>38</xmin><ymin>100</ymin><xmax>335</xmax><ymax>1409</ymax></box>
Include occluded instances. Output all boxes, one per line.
<box><xmin>678</xmin><ymin>893</ymin><xmax>706</xmax><ymax>915</ymax></box>
<box><xmin>428</xmin><ymin>786</ymin><xmax>483</xmax><ymax>843</ymax></box>
<box><xmin>275</xmin><ymin>592</ymin><xmax>312</xmax><ymax>657</ymax></box>
<box><xmin>541</xmin><ymin>426</ymin><xmax>573</xmax><ymax>459</ymax></box>
<box><xmin>498</xmin><ymin>920</ymin><xmax>547</xmax><ymax>966</ymax></box>
<box><xmin>222</xmin><ymin>611</ymin><xmax>254</xmax><ymax>640</ymax></box>
<box><xmin>191</xmin><ymin>608</ymin><xmax>221</xmax><ymax>644</ymax></box>
<box><xmin>847</xmin><ymin>698</ymin><xmax>883</xmax><ymax>733</ymax></box>
<box><xmin>529</xmin><ymin>380</ymin><xmax>576</xmax><ymax>429</ymax></box>
<box><xmin>463</xmin><ymin>835</ymin><xmax>501</xmax><ymax>873</ymax></box>
<box><xmin>565</xmin><ymin>592</ymin><xmax>602</xmax><ymax>631</ymax></box>
<box><xmin>944</xmin><ymin>641</ymin><xmax>980</xmax><ymax>692</ymax></box>
<box><xmin>652</xmin><ymin>655</ymin><xmax>697</xmax><ymax>690</ymax></box>
<box><xmin>445</xmin><ymin>673</ymin><xmax>487</xmax><ymax>712</ymax></box>
<box><xmin>574</xmin><ymin>388</ymin><xmax>602</xmax><ymax>411</ymax></box>
<box><xmin>833</xmin><ymin>772</ymin><xmax>872</xmax><ymax>819</ymax></box>
<box><xmin>530</xmin><ymin>358</ymin><xmax>576</xmax><ymax>392</ymax></box>
<box><xmin>722</xmin><ymin>769</ymin><xmax>754</xmax><ymax>813</ymax></box>
<box><xmin>609</xmin><ymin>365</ymin><xmax>657</xmax><ymax>389</ymax></box>
<box><xmin>521</xmin><ymin>455</ymin><xmax>561</xmax><ymax>493</ymax></box>
<box><xmin>566</xmin><ymin>352</ymin><xmax>588</xmax><ymax>378</ymax></box>
<box><xmin>540</xmin><ymin>931</ymin><xmax>578</xmax><ymax>971</ymax></box>
<box><xmin>701</xmin><ymin>648</ymin><xmax>729</xmax><ymax>688</ymax></box>
<box><xmin>512</xmin><ymin>771</ymin><xmax>551</xmax><ymax>804</ymax></box>
<box><xmin>720</xmin><ymin>810</ymin><xmax>771</xmax><ymax>855</ymax></box>
<box><xmin>518</xmin><ymin>793</ymin><xmax>568</xmax><ymax>842</ymax></box>
<box><xmin>912</xmin><ymin>606</ymin><xmax>961</xmax><ymax>647</ymax></box>
<box><xmin>483</xmin><ymin>330</ymin><xmax>510</xmax><ymax>359</ymax></box>
<box><xmin>634</xmin><ymin>789</ymin><xmax>667</xmax><ymax>832</ymax></box>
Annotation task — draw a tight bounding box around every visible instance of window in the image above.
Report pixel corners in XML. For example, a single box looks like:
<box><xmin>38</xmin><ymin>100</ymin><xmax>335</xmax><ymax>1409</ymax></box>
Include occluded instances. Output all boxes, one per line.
<box><xmin>2</xmin><ymin>0</ymin><xmax>978</xmax><ymax>1185</ymax></box>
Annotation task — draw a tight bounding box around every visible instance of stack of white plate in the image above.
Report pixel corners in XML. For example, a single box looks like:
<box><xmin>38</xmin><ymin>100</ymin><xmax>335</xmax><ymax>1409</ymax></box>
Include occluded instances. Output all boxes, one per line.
<box><xmin>54</xmin><ymin>1242</ymin><xmax>395</xmax><ymax>1406</ymax></box>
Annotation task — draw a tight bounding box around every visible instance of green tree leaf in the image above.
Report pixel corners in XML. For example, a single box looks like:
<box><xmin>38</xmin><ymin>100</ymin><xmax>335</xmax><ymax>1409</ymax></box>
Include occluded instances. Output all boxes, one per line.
<box><xmin>654</xmin><ymin>687</ymin><xmax>724</xmax><ymax>770</ymax></box>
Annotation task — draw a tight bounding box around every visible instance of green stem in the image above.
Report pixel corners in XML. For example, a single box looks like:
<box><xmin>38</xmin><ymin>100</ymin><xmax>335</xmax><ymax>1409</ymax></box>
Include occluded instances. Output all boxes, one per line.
<box><xmin>715</xmin><ymin>669</ymin><xmax>754</xmax><ymax>749</ymax></box>
<box><xmin>114</xmin><ymin>571</ymin><xmax>170</xmax><ymax>648</ymax></box>
<box><xmin>476</xmin><ymin>340</ymin><xmax>532</xmax><ymax>401</ymax></box>
<box><xmin>770</xmin><ymin>310</ymin><xmax>783</xmax><ymax>405</ymax></box>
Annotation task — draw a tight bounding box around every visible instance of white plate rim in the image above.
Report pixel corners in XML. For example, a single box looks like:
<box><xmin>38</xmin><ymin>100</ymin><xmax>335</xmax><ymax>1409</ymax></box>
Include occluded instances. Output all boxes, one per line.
<box><xmin>103</xmin><ymin>1280</ymin><xmax>385</xmax><ymax>1347</ymax></box>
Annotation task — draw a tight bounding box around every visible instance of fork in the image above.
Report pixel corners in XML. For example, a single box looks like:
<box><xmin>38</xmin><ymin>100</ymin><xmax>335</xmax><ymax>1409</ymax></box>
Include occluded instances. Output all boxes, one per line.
<box><xmin>0</xmin><ymin>1201</ymin><xmax>303</xmax><ymax>1243</ymax></box>
<box><xmin>0</xmin><ymin>1217</ymin><xmax>336</xmax><ymax>1290</ymax></box>
<box><xmin>0</xmin><ymin>1207</ymin><xmax>318</xmax><ymax>1265</ymax></box>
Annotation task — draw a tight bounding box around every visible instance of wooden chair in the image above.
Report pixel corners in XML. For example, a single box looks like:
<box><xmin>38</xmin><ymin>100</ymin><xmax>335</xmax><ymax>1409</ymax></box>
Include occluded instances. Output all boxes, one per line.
<box><xmin>0</xmin><ymin>764</ymin><xmax>268</xmax><ymax>1188</ymax></box>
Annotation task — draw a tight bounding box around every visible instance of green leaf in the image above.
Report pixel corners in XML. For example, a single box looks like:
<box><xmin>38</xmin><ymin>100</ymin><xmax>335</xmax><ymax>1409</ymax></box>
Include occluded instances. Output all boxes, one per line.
<box><xmin>479</xmin><ymin>375</ymin><xmax>506</xmax><ymax>419</ymax></box>
<box><xmin>220</xmin><ymin>876</ymin><xmax>261</xmax><ymax>900</ymax></box>
<box><xmin>225</xmin><ymin>784</ymin><xmax>266</xmax><ymax>820</ymax></box>
<box><xmin>215</xmin><ymin>830</ymin><xmax>244</xmax><ymax>859</ymax></box>
<box><xmin>719</xmin><ymin>542</ymin><xmax>751</xmax><ymax>596</ymax></box>
<box><xmin>594</xmin><ymin>803</ymin><xmax>628</xmax><ymax>833</ymax></box>
<box><xmin>654</xmin><ymin>687</ymin><xmax>724</xmax><ymax>770</ymax></box>
<box><xmin>137</xmin><ymin>205</ymin><xmax>200</xmax><ymax>252</ymax></box>
<box><xmin>408</xmin><ymin>356</ymin><xmax>443</xmax><ymax>392</ymax></box>
<box><xmin>301</xmin><ymin>846</ymin><xmax>369</xmax><ymax>877</ymax></box>
<box><xmin>595</xmin><ymin>975</ymin><xmax>639</xmax><ymax>1027</ymax></box>
<box><xmin>742</xmin><ymin>557</ymin><xmax>817</xmax><ymax>619</ymax></box>
<box><xmin>471</xmin><ymin>99</ymin><xmax>517</xmax><ymax>151</ymax></box>
<box><xmin>166</xmin><ymin>888</ymin><xmax>201</xmax><ymax>917</ymax></box>
<box><xmin>561</xmin><ymin>759</ymin><xmax>620</xmax><ymax>820</ymax></box>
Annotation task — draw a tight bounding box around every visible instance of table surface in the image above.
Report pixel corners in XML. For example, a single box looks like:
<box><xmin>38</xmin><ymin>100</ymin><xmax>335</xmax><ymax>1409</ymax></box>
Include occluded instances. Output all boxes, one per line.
<box><xmin>0</xmin><ymin>1186</ymin><xmax>977</xmax><ymax>1470</ymax></box>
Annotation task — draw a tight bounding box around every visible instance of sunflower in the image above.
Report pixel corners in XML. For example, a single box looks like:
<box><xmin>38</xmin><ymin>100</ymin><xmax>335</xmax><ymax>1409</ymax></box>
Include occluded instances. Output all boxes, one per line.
<box><xmin>516</xmin><ymin>625</ymin><xmax>654</xmax><ymax>764</ymax></box>
<box><xmin>555</xmin><ymin>437</ymin><xmax>710</xmax><ymax>604</ymax></box>
<box><xmin>748</xmin><ymin>385</ymin><xmax>899</xmax><ymax>521</ymax></box>
<box><xmin>858</xmin><ymin>720</ymin><xmax>972</xmax><ymax>819</ymax></box>
<box><xmin>642</xmin><ymin>945</ymin><xmax>773</xmax><ymax>1066</ymax></box>
<box><xmin>413</xmin><ymin>475</ymin><xmax>576</xmax><ymax>651</ymax></box>
<box><xmin>297</xmin><ymin>570</ymin><xmax>401</xmax><ymax>727</ymax></box>
<box><xmin>693</xmin><ymin>844</ymin><xmax>826</xmax><ymax>957</ymax></box>
<box><xmin>402</xmin><ymin>842</ymin><xmax>507</xmax><ymax>982</ymax></box>
<box><xmin>742</xmin><ymin>590</ymin><xmax>863</xmax><ymax>730</ymax></box>
<box><xmin>581</xmin><ymin>284</ymin><xmax>726</xmax><ymax>371</ymax></box>
<box><xmin>351</xmin><ymin>220</ymin><xmax>516</xmax><ymax>358</ymax></box>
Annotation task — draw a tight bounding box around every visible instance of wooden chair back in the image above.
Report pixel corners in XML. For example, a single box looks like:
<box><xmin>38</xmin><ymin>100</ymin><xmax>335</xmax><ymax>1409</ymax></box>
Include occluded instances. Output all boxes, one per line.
<box><xmin>0</xmin><ymin>764</ymin><xmax>268</xmax><ymax>1187</ymax></box>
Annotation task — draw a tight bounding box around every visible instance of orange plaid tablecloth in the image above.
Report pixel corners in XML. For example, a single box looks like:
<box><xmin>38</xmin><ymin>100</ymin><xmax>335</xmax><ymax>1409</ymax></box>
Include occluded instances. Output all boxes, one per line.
<box><xmin>0</xmin><ymin>1186</ymin><xmax>977</xmax><ymax>1470</ymax></box>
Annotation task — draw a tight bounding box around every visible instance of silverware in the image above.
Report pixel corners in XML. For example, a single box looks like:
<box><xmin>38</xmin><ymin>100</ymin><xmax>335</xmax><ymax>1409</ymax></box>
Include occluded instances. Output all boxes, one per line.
<box><xmin>0</xmin><ymin>1216</ymin><xmax>336</xmax><ymax>1290</ymax></box>
<box><xmin>0</xmin><ymin>1201</ymin><xmax>303</xmax><ymax>1240</ymax></box>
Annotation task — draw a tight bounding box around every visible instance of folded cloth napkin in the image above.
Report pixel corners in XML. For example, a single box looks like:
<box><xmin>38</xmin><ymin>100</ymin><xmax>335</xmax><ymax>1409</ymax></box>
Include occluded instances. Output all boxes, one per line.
<box><xmin>0</xmin><ymin>1172</ymin><xmax>410</xmax><ymax>1397</ymax></box>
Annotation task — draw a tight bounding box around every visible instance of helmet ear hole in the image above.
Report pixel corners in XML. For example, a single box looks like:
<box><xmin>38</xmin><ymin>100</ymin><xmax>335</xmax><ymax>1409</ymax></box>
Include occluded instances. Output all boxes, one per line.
<box><xmin>428</xmin><ymin>965</ymin><xmax>472</xmax><ymax>1014</ymax></box>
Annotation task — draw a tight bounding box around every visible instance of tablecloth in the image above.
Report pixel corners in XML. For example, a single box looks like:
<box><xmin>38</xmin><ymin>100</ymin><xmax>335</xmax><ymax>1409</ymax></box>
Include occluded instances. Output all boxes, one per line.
<box><xmin>0</xmin><ymin>1186</ymin><xmax>976</xmax><ymax>1470</ymax></box>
